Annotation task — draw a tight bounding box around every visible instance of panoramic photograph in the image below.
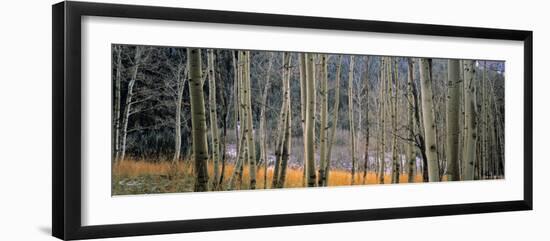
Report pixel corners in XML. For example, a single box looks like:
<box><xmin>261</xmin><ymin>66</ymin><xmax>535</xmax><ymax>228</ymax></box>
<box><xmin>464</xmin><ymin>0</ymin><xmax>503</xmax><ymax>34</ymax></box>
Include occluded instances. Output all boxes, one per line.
<box><xmin>111</xmin><ymin>44</ymin><xmax>505</xmax><ymax>195</ymax></box>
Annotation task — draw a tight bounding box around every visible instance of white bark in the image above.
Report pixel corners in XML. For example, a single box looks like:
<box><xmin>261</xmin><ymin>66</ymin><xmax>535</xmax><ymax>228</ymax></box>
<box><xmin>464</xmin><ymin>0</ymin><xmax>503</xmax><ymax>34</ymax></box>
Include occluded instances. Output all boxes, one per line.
<box><xmin>318</xmin><ymin>54</ymin><xmax>329</xmax><ymax>186</ymax></box>
<box><xmin>390</xmin><ymin>58</ymin><xmax>399</xmax><ymax>184</ymax></box>
<box><xmin>462</xmin><ymin>60</ymin><xmax>477</xmax><ymax>180</ymax></box>
<box><xmin>446</xmin><ymin>59</ymin><xmax>461</xmax><ymax>181</ymax></box>
<box><xmin>406</xmin><ymin>58</ymin><xmax>416</xmax><ymax>183</ymax></box>
<box><xmin>348</xmin><ymin>56</ymin><xmax>357</xmax><ymax>185</ymax></box>
<box><xmin>259</xmin><ymin>53</ymin><xmax>274</xmax><ymax>189</ymax></box>
<box><xmin>378</xmin><ymin>57</ymin><xmax>387</xmax><ymax>184</ymax></box>
<box><xmin>172</xmin><ymin>62</ymin><xmax>186</xmax><ymax>164</ymax></box>
<box><xmin>305</xmin><ymin>53</ymin><xmax>316</xmax><ymax>187</ymax></box>
<box><xmin>119</xmin><ymin>46</ymin><xmax>144</xmax><ymax>162</ymax></box>
<box><xmin>272</xmin><ymin>53</ymin><xmax>291</xmax><ymax>188</ymax></box>
<box><xmin>207</xmin><ymin>49</ymin><xmax>220</xmax><ymax>187</ymax></box>
<box><xmin>326</xmin><ymin>55</ymin><xmax>343</xmax><ymax>185</ymax></box>
<box><xmin>113</xmin><ymin>45</ymin><xmax>122</xmax><ymax>163</ymax></box>
<box><xmin>243</xmin><ymin>51</ymin><xmax>257</xmax><ymax>189</ymax></box>
<box><xmin>419</xmin><ymin>58</ymin><xmax>440</xmax><ymax>182</ymax></box>
<box><xmin>188</xmin><ymin>48</ymin><xmax>209</xmax><ymax>192</ymax></box>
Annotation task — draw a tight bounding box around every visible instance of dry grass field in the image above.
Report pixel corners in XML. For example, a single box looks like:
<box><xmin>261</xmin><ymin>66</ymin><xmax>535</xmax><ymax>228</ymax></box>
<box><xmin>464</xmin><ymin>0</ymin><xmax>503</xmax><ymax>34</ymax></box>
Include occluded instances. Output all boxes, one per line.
<box><xmin>112</xmin><ymin>159</ymin><xmax>425</xmax><ymax>195</ymax></box>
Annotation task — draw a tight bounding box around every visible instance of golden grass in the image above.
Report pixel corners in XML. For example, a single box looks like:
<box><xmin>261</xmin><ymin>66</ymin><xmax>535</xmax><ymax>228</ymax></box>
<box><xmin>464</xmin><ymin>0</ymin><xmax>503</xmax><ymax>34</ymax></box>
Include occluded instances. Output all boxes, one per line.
<box><xmin>113</xmin><ymin>159</ymin><xmax>186</xmax><ymax>177</ymax></box>
<box><xmin>114</xmin><ymin>159</ymin><xmax>426</xmax><ymax>193</ymax></box>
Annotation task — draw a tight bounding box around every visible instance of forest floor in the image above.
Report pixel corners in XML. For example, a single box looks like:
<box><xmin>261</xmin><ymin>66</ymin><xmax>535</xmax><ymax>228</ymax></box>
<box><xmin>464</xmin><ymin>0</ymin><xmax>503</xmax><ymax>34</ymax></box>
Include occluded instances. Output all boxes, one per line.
<box><xmin>112</xmin><ymin>159</ymin><xmax>425</xmax><ymax>195</ymax></box>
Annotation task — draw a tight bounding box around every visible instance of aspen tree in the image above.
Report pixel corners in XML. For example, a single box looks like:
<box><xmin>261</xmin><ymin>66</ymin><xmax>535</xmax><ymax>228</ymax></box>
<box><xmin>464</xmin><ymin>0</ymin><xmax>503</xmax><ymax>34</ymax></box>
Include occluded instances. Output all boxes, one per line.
<box><xmin>237</xmin><ymin>51</ymin><xmax>248</xmax><ymax>187</ymax></box>
<box><xmin>395</xmin><ymin>59</ymin><xmax>401</xmax><ymax>182</ymax></box>
<box><xmin>207</xmin><ymin>49</ymin><xmax>220</xmax><ymax>188</ymax></box>
<box><xmin>362</xmin><ymin>56</ymin><xmax>370</xmax><ymax>184</ymax></box>
<box><xmin>446</xmin><ymin>59</ymin><xmax>461</xmax><ymax>181</ymax></box>
<box><xmin>408</xmin><ymin>59</ymin><xmax>429</xmax><ymax>182</ymax></box>
<box><xmin>299</xmin><ymin>53</ymin><xmax>307</xmax><ymax>186</ymax></box>
<box><xmin>318</xmin><ymin>54</ymin><xmax>329</xmax><ymax>186</ymax></box>
<box><xmin>488</xmin><ymin>69</ymin><xmax>504</xmax><ymax>177</ymax></box>
<box><xmin>406</xmin><ymin>58</ymin><xmax>416</xmax><ymax>183</ymax></box>
<box><xmin>419</xmin><ymin>58</ymin><xmax>440</xmax><ymax>182</ymax></box>
<box><xmin>492</xmin><ymin>73</ymin><xmax>505</xmax><ymax>177</ymax></box>
<box><xmin>242</xmin><ymin>51</ymin><xmax>257</xmax><ymax>189</ymax></box>
<box><xmin>172</xmin><ymin>54</ymin><xmax>186</xmax><ymax>165</ymax></box>
<box><xmin>277</xmin><ymin>54</ymin><xmax>293</xmax><ymax>188</ymax></box>
<box><xmin>120</xmin><ymin>46</ymin><xmax>144</xmax><ymax>163</ymax></box>
<box><xmin>218</xmin><ymin>59</ymin><xmax>229</xmax><ymax>187</ymax></box>
<box><xmin>188</xmin><ymin>48</ymin><xmax>209</xmax><ymax>192</ymax></box>
<box><xmin>462</xmin><ymin>60</ymin><xmax>477</xmax><ymax>180</ymax></box>
<box><xmin>489</xmin><ymin>95</ymin><xmax>497</xmax><ymax>177</ymax></box>
<box><xmin>459</xmin><ymin>60</ymin><xmax>465</xmax><ymax>177</ymax></box>
<box><xmin>227</xmin><ymin>127</ymin><xmax>247</xmax><ymax>190</ymax></box>
<box><xmin>348</xmin><ymin>56</ymin><xmax>357</xmax><ymax>185</ymax></box>
<box><xmin>272</xmin><ymin>53</ymin><xmax>291</xmax><ymax>188</ymax></box>
<box><xmin>391</xmin><ymin>58</ymin><xmax>399</xmax><ymax>184</ymax></box>
<box><xmin>113</xmin><ymin>45</ymin><xmax>122</xmax><ymax>164</ymax></box>
<box><xmin>259</xmin><ymin>53</ymin><xmax>274</xmax><ymax>189</ymax></box>
<box><xmin>326</xmin><ymin>55</ymin><xmax>343</xmax><ymax>185</ymax></box>
<box><xmin>277</xmin><ymin>96</ymin><xmax>292</xmax><ymax>187</ymax></box>
<box><xmin>378</xmin><ymin>57</ymin><xmax>387</xmax><ymax>184</ymax></box>
<box><xmin>305</xmin><ymin>53</ymin><xmax>317</xmax><ymax>187</ymax></box>
<box><xmin>481</xmin><ymin>61</ymin><xmax>488</xmax><ymax>178</ymax></box>
<box><xmin>232</xmin><ymin>51</ymin><xmax>239</xmax><ymax>160</ymax></box>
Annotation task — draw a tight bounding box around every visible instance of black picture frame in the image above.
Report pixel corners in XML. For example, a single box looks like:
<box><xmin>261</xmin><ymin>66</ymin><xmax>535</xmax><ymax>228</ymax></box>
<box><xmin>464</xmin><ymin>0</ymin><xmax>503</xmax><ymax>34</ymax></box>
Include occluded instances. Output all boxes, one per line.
<box><xmin>52</xmin><ymin>1</ymin><xmax>533</xmax><ymax>240</ymax></box>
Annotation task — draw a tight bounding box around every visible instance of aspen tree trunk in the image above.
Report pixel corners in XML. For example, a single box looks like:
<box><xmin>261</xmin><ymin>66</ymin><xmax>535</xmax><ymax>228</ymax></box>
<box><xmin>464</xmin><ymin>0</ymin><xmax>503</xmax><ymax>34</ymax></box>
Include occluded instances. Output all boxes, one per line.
<box><xmin>229</xmin><ymin>52</ymin><xmax>249</xmax><ymax>190</ymax></box>
<box><xmin>237</xmin><ymin>51</ymin><xmax>247</xmax><ymax>187</ymax></box>
<box><xmin>232</xmin><ymin>51</ymin><xmax>240</xmax><ymax>159</ymax></box>
<box><xmin>481</xmin><ymin>61</ymin><xmax>488</xmax><ymax>178</ymax></box>
<box><xmin>326</xmin><ymin>55</ymin><xmax>343</xmax><ymax>185</ymax></box>
<box><xmin>318</xmin><ymin>54</ymin><xmax>329</xmax><ymax>186</ymax></box>
<box><xmin>462</xmin><ymin>60</ymin><xmax>477</xmax><ymax>180</ymax></box>
<box><xmin>114</xmin><ymin>45</ymin><xmax>122</xmax><ymax>163</ymax></box>
<box><xmin>242</xmin><ymin>51</ymin><xmax>257</xmax><ymax>189</ymax></box>
<box><xmin>207</xmin><ymin>49</ymin><xmax>220</xmax><ymax>188</ymax></box>
<box><xmin>276</xmin><ymin>54</ymin><xmax>293</xmax><ymax>188</ymax></box>
<box><xmin>489</xmin><ymin>103</ymin><xmax>497</xmax><ymax>177</ymax></box>
<box><xmin>419</xmin><ymin>58</ymin><xmax>440</xmax><ymax>182</ymax></box>
<box><xmin>446</xmin><ymin>59</ymin><xmax>461</xmax><ymax>181</ymax></box>
<box><xmin>227</xmin><ymin>127</ymin><xmax>247</xmax><ymax>190</ymax></box>
<box><xmin>440</xmin><ymin>97</ymin><xmax>447</xmax><ymax>180</ymax></box>
<box><xmin>120</xmin><ymin>46</ymin><xmax>143</xmax><ymax>162</ymax></box>
<box><xmin>272</xmin><ymin>53</ymin><xmax>291</xmax><ymax>188</ymax></box>
<box><xmin>459</xmin><ymin>60</ymin><xmax>465</xmax><ymax>177</ymax></box>
<box><xmin>348</xmin><ymin>56</ymin><xmax>357</xmax><ymax>185</ymax></box>
<box><xmin>395</xmin><ymin>59</ymin><xmax>401</xmax><ymax>182</ymax></box>
<box><xmin>299</xmin><ymin>53</ymin><xmax>307</xmax><ymax>187</ymax></box>
<box><xmin>487</xmin><ymin>66</ymin><xmax>504</xmax><ymax>177</ymax></box>
<box><xmin>407</xmin><ymin>59</ymin><xmax>429</xmax><ymax>182</ymax></box>
<box><xmin>391</xmin><ymin>58</ymin><xmax>399</xmax><ymax>183</ymax></box>
<box><xmin>386</xmin><ymin>58</ymin><xmax>393</xmax><ymax>181</ymax></box>
<box><xmin>489</xmin><ymin>72</ymin><xmax>505</xmax><ymax>177</ymax></box>
<box><xmin>299</xmin><ymin>53</ymin><xmax>307</xmax><ymax>130</ymax></box>
<box><xmin>406</xmin><ymin>58</ymin><xmax>416</xmax><ymax>183</ymax></box>
<box><xmin>172</xmin><ymin>65</ymin><xmax>185</xmax><ymax>164</ymax></box>
<box><xmin>487</xmin><ymin>76</ymin><xmax>496</xmax><ymax>177</ymax></box>
<box><xmin>219</xmin><ymin>70</ymin><xmax>229</xmax><ymax>187</ymax></box>
<box><xmin>489</xmin><ymin>107</ymin><xmax>495</xmax><ymax>178</ymax></box>
<box><xmin>388</xmin><ymin>58</ymin><xmax>395</xmax><ymax>183</ymax></box>
<box><xmin>375</xmin><ymin>63</ymin><xmax>382</xmax><ymax>180</ymax></box>
<box><xmin>236</xmin><ymin>51</ymin><xmax>246</xmax><ymax>187</ymax></box>
<box><xmin>362</xmin><ymin>57</ymin><xmax>370</xmax><ymax>184</ymax></box>
<box><xmin>378</xmin><ymin>57</ymin><xmax>387</xmax><ymax>184</ymax></box>
<box><xmin>188</xmin><ymin>48</ymin><xmax>209</xmax><ymax>192</ymax></box>
<box><xmin>305</xmin><ymin>53</ymin><xmax>317</xmax><ymax>187</ymax></box>
<box><xmin>259</xmin><ymin>53</ymin><xmax>274</xmax><ymax>189</ymax></box>
<box><xmin>278</xmin><ymin>98</ymin><xmax>292</xmax><ymax>188</ymax></box>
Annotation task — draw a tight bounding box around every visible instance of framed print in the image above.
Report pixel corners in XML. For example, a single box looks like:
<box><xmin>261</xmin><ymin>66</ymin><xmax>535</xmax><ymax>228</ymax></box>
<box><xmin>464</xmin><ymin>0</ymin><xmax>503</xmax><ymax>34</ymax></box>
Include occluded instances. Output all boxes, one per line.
<box><xmin>52</xmin><ymin>1</ymin><xmax>533</xmax><ymax>240</ymax></box>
